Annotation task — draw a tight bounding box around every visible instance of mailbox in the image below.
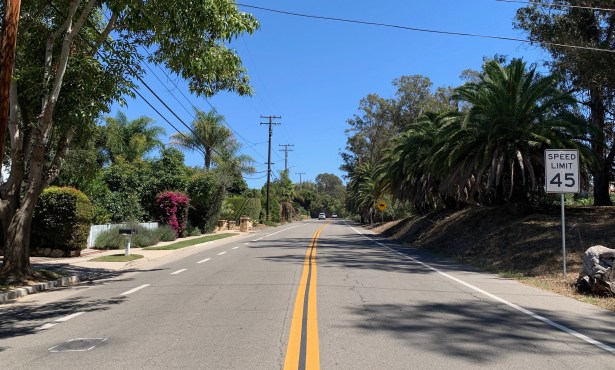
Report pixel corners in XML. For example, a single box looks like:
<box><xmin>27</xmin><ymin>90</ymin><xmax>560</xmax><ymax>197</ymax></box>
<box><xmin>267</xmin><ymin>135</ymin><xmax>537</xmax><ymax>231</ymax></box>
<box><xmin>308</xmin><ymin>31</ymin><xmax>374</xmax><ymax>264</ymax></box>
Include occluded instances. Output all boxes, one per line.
<box><xmin>118</xmin><ymin>228</ymin><xmax>136</xmax><ymax>256</ymax></box>
<box><xmin>118</xmin><ymin>228</ymin><xmax>137</xmax><ymax>235</ymax></box>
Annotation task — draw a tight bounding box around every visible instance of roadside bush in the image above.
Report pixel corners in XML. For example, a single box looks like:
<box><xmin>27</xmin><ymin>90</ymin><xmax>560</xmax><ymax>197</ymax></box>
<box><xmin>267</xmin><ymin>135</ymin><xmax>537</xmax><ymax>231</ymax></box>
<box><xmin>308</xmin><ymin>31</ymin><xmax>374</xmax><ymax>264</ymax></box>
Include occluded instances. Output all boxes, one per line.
<box><xmin>184</xmin><ymin>221</ymin><xmax>202</xmax><ymax>237</ymax></box>
<box><xmin>223</xmin><ymin>196</ymin><xmax>261</xmax><ymax>222</ymax></box>
<box><xmin>187</xmin><ymin>173</ymin><xmax>224</xmax><ymax>233</ymax></box>
<box><xmin>31</xmin><ymin>187</ymin><xmax>94</xmax><ymax>251</ymax></box>
<box><xmin>156</xmin><ymin>191</ymin><xmax>190</xmax><ymax>237</ymax></box>
<box><xmin>154</xmin><ymin>224</ymin><xmax>178</xmax><ymax>242</ymax></box>
<box><xmin>93</xmin><ymin>224</ymin><xmax>160</xmax><ymax>249</ymax></box>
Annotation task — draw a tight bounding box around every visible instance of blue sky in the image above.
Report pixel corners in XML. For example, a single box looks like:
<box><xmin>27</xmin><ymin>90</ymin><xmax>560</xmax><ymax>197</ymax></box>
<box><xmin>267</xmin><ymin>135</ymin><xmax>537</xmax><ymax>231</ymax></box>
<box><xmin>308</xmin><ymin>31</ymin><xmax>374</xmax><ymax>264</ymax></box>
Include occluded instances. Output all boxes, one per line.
<box><xmin>112</xmin><ymin>0</ymin><xmax>549</xmax><ymax>189</ymax></box>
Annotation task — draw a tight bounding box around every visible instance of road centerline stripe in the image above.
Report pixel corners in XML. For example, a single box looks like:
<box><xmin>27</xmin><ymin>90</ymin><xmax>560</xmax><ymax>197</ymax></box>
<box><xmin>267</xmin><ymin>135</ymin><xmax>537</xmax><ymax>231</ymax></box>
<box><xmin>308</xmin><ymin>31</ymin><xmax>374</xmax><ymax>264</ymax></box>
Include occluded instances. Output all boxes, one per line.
<box><xmin>171</xmin><ymin>269</ymin><xmax>187</xmax><ymax>275</ymax></box>
<box><xmin>197</xmin><ymin>258</ymin><xmax>212</xmax><ymax>264</ymax></box>
<box><xmin>218</xmin><ymin>251</ymin><xmax>227</xmax><ymax>255</ymax></box>
<box><xmin>284</xmin><ymin>224</ymin><xmax>328</xmax><ymax>370</ymax></box>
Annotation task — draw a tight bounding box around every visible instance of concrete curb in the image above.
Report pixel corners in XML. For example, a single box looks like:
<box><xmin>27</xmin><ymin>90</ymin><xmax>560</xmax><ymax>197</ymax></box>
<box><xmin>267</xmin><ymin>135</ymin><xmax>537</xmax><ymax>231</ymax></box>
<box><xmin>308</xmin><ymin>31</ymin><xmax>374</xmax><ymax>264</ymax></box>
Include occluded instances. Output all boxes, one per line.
<box><xmin>0</xmin><ymin>275</ymin><xmax>81</xmax><ymax>303</ymax></box>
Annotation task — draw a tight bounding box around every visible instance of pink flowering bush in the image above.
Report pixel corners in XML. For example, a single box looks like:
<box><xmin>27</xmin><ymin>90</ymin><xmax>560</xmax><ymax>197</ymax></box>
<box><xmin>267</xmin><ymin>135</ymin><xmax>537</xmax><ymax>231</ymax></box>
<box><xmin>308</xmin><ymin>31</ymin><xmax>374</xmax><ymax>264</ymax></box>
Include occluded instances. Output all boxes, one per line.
<box><xmin>156</xmin><ymin>191</ymin><xmax>190</xmax><ymax>237</ymax></box>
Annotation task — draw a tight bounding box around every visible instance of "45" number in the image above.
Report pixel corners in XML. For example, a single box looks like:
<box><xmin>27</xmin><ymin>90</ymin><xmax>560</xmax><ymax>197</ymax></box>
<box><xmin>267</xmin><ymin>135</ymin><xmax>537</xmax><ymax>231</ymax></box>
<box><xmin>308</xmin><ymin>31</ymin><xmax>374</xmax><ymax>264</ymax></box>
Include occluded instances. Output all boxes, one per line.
<box><xmin>549</xmin><ymin>173</ymin><xmax>576</xmax><ymax>188</ymax></box>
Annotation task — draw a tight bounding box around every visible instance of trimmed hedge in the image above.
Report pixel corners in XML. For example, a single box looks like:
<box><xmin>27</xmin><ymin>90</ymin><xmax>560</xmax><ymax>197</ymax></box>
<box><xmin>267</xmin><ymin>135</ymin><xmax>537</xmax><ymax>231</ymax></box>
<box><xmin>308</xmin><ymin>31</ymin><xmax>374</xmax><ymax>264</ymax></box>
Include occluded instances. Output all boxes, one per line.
<box><xmin>32</xmin><ymin>186</ymin><xmax>94</xmax><ymax>251</ymax></box>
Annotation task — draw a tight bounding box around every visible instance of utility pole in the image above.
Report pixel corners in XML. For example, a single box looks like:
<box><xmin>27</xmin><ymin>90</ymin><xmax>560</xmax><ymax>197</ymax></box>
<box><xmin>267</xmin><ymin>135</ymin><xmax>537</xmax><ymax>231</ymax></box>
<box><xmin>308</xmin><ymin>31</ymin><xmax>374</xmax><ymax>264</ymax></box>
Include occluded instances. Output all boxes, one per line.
<box><xmin>279</xmin><ymin>144</ymin><xmax>294</xmax><ymax>171</ymax></box>
<box><xmin>0</xmin><ymin>0</ymin><xmax>22</xmax><ymax>176</ymax></box>
<box><xmin>261</xmin><ymin>115</ymin><xmax>281</xmax><ymax>221</ymax></box>
<box><xmin>296</xmin><ymin>172</ymin><xmax>306</xmax><ymax>185</ymax></box>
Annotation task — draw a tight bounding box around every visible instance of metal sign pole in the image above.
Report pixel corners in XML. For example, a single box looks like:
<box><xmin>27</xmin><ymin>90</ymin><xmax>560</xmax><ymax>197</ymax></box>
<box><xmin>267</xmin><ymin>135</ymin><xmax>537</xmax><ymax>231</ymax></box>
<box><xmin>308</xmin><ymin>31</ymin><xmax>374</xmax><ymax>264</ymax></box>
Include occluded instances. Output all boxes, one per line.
<box><xmin>545</xmin><ymin>149</ymin><xmax>578</xmax><ymax>277</ymax></box>
<box><xmin>561</xmin><ymin>193</ymin><xmax>566</xmax><ymax>276</ymax></box>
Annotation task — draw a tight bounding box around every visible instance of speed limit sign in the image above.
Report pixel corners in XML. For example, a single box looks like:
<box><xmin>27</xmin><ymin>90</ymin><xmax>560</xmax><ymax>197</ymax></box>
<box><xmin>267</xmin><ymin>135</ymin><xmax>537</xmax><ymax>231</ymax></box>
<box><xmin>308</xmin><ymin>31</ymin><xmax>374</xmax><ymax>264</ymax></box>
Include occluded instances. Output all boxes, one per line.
<box><xmin>545</xmin><ymin>149</ymin><xmax>579</xmax><ymax>193</ymax></box>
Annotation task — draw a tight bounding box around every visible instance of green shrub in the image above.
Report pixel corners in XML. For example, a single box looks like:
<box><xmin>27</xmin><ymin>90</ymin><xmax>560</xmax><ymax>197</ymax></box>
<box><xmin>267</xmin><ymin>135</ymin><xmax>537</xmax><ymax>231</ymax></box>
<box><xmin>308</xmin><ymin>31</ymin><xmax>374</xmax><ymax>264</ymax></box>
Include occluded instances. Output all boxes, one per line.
<box><xmin>187</xmin><ymin>173</ymin><xmax>224</xmax><ymax>233</ymax></box>
<box><xmin>185</xmin><ymin>223</ymin><xmax>202</xmax><ymax>237</ymax></box>
<box><xmin>93</xmin><ymin>224</ymin><xmax>160</xmax><ymax>249</ymax></box>
<box><xmin>31</xmin><ymin>186</ymin><xmax>94</xmax><ymax>251</ymax></box>
<box><xmin>154</xmin><ymin>224</ymin><xmax>178</xmax><ymax>242</ymax></box>
<box><xmin>222</xmin><ymin>196</ymin><xmax>261</xmax><ymax>222</ymax></box>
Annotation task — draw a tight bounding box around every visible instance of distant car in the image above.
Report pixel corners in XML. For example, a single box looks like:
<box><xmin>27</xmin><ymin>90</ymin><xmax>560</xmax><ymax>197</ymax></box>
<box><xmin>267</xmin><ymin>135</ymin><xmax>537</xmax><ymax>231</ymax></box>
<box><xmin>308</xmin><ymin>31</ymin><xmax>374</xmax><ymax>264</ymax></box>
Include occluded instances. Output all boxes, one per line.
<box><xmin>332</xmin><ymin>214</ymin><xmax>338</xmax><ymax>218</ymax></box>
<box><xmin>318</xmin><ymin>212</ymin><xmax>326</xmax><ymax>220</ymax></box>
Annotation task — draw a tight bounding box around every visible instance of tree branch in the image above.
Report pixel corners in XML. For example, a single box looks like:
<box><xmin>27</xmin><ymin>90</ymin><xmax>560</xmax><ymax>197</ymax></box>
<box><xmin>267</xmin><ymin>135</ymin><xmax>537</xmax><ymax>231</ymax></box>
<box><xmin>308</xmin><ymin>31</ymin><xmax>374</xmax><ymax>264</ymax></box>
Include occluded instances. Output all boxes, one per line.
<box><xmin>90</xmin><ymin>10</ymin><xmax>118</xmax><ymax>57</ymax></box>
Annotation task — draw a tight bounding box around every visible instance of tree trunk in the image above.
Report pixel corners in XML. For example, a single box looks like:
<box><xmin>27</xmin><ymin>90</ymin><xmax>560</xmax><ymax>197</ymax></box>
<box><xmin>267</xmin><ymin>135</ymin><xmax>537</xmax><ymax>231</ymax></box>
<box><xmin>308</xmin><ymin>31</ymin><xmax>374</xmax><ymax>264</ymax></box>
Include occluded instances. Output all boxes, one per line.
<box><xmin>589</xmin><ymin>88</ymin><xmax>613</xmax><ymax>206</ymax></box>
<box><xmin>0</xmin><ymin>207</ymin><xmax>35</xmax><ymax>281</ymax></box>
<box><xmin>205</xmin><ymin>147</ymin><xmax>211</xmax><ymax>170</ymax></box>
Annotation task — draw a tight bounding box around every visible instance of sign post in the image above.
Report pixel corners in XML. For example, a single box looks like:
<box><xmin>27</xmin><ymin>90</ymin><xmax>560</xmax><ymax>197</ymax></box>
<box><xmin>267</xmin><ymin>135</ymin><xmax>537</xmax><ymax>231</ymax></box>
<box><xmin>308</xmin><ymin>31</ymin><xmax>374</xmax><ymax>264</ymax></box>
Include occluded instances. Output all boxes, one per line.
<box><xmin>544</xmin><ymin>149</ymin><xmax>580</xmax><ymax>276</ymax></box>
<box><xmin>376</xmin><ymin>200</ymin><xmax>387</xmax><ymax>223</ymax></box>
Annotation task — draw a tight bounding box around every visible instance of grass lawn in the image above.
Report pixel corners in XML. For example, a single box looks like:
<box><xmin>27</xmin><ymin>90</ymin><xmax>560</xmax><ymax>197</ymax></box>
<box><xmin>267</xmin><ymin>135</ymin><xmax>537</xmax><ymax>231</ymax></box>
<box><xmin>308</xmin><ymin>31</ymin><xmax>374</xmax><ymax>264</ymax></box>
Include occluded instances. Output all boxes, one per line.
<box><xmin>143</xmin><ymin>233</ymin><xmax>237</xmax><ymax>250</ymax></box>
<box><xmin>91</xmin><ymin>254</ymin><xmax>144</xmax><ymax>262</ymax></box>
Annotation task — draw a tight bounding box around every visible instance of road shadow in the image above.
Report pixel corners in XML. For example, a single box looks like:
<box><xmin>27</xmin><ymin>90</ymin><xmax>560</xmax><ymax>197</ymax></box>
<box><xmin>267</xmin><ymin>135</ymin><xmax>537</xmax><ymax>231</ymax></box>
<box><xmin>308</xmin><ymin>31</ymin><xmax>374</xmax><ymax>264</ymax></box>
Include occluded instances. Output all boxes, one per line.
<box><xmin>254</xmin><ymin>227</ymin><xmax>485</xmax><ymax>277</ymax></box>
<box><xmin>342</xmin><ymin>301</ymin><xmax>596</xmax><ymax>365</ymax></box>
<box><xmin>0</xmin><ymin>296</ymin><xmax>125</xmax><ymax>341</ymax></box>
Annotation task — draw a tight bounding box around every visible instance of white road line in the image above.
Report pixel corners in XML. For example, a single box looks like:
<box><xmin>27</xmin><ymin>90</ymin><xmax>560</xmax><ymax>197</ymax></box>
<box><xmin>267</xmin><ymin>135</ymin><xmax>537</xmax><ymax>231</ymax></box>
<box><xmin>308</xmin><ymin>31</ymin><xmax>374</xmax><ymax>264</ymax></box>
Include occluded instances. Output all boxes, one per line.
<box><xmin>55</xmin><ymin>312</ymin><xmax>84</xmax><ymax>322</ymax></box>
<box><xmin>244</xmin><ymin>242</ymin><xmax>250</xmax><ymax>245</ymax></box>
<box><xmin>120</xmin><ymin>284</ymin><xmax>150</xmax><ymax>296</ymax></box>
<box><xmin>36</xmin><ymin>323</ymin><xmax>57</xmax><ymax>331</ymax></box>
<box><xmin>252</xmin><ymin>225</ymin><xmax>301</xmax><ymax>242</ymax></box>
<box><xmin>197</xmin><ymin>258</ymin><xmax>212</xmax><ymax>264</ymax></box>
<box><xmin>218</xmin><ymin>251</ymin><xmax>227</xmax><ymax>255</ymax></box>
<box><xmin>171</xmin><ymin>269</ymin><xmax>187</xmax><ymax>275</ymax></box>
<box><xmin>232</xmin><ymin>246</ymin><xmax>239</xmax><ymax>250</ymax></box>
<box><xmin>349</xmin><ymin>224</ymin><xmax>615</xmax><ymax>355</ymax></box>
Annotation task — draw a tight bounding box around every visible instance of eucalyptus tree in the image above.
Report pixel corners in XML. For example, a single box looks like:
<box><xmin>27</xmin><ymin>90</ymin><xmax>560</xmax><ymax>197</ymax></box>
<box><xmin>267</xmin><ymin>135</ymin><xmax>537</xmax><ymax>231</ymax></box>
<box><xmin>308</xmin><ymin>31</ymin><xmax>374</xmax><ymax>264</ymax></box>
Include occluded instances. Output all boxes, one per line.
<box><xmin>0</xmin><ymin>0</ymin><xmax>258</xmax><ymax>280</ymax></box>
<box><xmin>432</xmin><ymin>59</ymin><xmax>590</xmax><ymax>205</ymax></box>
<box><xmin>170</xmin><ymin>109</ymin><xmax>233</xmax><ymax>170</ymax></box>
<box><xmin>515</xmin><ymin>1</ymin><xmax>615</xmax><ymax>205</ymax></box>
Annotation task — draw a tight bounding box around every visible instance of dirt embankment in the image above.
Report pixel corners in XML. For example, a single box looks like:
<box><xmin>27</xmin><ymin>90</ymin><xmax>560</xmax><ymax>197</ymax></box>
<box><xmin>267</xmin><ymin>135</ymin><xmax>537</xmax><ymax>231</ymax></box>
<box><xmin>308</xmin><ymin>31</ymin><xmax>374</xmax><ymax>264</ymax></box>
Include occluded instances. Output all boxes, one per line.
<box><xmin>372</xmin><ymin>205</ymin><xmax>615</xmax><ymax>277</ymax></box>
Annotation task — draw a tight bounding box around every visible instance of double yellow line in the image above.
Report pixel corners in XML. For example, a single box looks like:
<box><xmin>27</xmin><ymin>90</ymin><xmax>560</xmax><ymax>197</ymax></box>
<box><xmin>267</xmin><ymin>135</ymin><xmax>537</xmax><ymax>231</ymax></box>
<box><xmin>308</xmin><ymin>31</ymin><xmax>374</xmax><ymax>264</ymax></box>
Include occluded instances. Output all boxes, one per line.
<box><xmin>284</xmin><ymin>223</ymin><xmax>328</xmax><ymax>370</ymax></box>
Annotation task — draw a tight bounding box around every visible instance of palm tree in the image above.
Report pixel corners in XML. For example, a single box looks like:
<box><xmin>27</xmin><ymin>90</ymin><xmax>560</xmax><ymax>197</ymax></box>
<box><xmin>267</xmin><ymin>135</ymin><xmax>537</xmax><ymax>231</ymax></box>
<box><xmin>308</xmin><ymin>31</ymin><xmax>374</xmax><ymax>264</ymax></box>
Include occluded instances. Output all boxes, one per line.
<box><xmin>170</xmin><ymin>109</ymin><xmax>232</xmax><ymax>170</ymax></box>
<box><xmin>347</xmin><ymin>161</ymin><xmax>384</xmax><ymax>223</ymax></box>
<box><xmin>380</xmin><ymin>112</ymin><xmax>457</xmax><ymax>211</ymax></box>
<box><xmin>102</xmin><ymin>111</ymin><xmax>165</xmax><ymax>163</ymax></box>
<box><xmin>432</xmin><ymin>58</ymin><xmax>590</xmax><ymax>205</ymax></box>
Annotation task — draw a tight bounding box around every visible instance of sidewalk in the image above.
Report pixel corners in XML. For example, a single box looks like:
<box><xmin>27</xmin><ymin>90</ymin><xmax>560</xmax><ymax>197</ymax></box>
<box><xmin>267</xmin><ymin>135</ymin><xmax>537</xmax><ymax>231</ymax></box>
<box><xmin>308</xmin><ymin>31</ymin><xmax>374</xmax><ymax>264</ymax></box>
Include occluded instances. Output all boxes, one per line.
<box><xmin>0</xmin><ymin>231</ymin><xmax>253</xmax><ymax>303</ymax></box>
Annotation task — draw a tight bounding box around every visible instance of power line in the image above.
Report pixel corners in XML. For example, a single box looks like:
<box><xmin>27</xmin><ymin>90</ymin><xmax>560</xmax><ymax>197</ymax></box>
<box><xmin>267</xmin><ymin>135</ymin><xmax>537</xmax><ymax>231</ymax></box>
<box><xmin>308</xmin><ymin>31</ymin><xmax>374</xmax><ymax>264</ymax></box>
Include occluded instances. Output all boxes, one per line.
<box><xmin>236</xmin><ymin>3</ymin><xmax>615</xmax><ymax>54</ymax></box>
<box><xmin>495</xmin><ymin>0</ymin><xmax>615</xmax><ymax>13</ymax></box>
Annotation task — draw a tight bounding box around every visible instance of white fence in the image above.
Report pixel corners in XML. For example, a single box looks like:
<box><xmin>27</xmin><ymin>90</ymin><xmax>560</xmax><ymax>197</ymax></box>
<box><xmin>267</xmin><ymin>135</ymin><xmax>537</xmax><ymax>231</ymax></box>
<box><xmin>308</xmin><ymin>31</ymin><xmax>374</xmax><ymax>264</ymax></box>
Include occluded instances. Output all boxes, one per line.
<box><xmin>87</xmin><ymin>222</ymin><xmax>158</xmax><ymax>248</ymax></box>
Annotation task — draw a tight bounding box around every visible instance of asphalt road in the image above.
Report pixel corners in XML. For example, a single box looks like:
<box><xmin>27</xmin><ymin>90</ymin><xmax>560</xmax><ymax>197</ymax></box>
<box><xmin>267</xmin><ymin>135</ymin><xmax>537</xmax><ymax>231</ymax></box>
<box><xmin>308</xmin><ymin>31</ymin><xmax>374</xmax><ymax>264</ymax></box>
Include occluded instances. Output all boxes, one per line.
<box><xmin>1</xmin><ymin>220</ymin><xmax>615</xmax><ymax>369</ymax></box>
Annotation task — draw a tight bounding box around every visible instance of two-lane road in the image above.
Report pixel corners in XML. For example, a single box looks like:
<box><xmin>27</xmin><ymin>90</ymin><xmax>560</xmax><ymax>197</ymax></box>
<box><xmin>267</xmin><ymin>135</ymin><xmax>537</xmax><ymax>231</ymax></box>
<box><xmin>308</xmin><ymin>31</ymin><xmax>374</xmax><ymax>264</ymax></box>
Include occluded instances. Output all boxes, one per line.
<box><xmin>1</xmin><ymin>220</ymin><xmax>614</xmax><ymax>369</ymax></box>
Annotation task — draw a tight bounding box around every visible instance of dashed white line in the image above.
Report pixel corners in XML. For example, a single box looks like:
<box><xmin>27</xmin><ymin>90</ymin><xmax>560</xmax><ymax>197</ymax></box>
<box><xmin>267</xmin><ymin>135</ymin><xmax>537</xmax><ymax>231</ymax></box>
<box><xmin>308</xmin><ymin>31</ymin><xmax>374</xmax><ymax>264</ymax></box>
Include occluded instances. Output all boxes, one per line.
<box><xmin>120</xmin><ymin>284</ymin><xmax>150</xmax><ymax>296</ymax></box>
<box><xmin>232</xmin><ymin>246</ymin><xmax>239</xmax><ymax>250</ymax></box>
<box><xmin>171</xmin><ymin>269</ymin><xmax>187</xmax><ymax>275</ymax></box>
<box><xmin>36</xmin><ymin>323</ymin><xmax>57</xmax><ymax>331</ymax></box>
<box><xmin>349</xmin><ymin>224</ymin><xmax>615</xmax><ymax>355</ymax></box>
<box><xmin>55</xmin><ymin>312</ymin><xmax>84</xmax><ymax>322</ymax></box>
<box><xmin>244</xmin><ymin>242</ymin><xmax>250</xmax><ymax>245</ymax></box>
<box><xmin>197</xmin><ymin>258</ymin><xmax>212</xmax><ymax>264</ymax></box>
<box><xmin>218</xmin><ymin>251</ymin><xmax>227</xmax><ymax>255</ymax></box>
<box><xmin>252</xmin><ymin>225</ymin><xmax>301</xmax><ymax>242</ymax></box>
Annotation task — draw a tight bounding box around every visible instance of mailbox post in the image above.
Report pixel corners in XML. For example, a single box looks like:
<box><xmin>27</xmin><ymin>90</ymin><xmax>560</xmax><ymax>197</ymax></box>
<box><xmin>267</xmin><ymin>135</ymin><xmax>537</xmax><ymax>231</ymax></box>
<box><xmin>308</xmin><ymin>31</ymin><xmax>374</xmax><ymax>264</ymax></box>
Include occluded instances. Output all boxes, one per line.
<box><xmin>119</xmin><ymin>228</ymin><xmax>136</xmax><ymax>256</ymax></box>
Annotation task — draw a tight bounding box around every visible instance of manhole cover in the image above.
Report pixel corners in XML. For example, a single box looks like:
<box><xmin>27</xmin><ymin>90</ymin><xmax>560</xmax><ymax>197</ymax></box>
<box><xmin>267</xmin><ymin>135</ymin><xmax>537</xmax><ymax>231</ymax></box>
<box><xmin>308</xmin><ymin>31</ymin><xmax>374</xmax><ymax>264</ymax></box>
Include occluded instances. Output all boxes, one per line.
<box><xmin>49</xmin><ymin>338</ymin><xmax>108</xmax><ymax>352</ymax></box>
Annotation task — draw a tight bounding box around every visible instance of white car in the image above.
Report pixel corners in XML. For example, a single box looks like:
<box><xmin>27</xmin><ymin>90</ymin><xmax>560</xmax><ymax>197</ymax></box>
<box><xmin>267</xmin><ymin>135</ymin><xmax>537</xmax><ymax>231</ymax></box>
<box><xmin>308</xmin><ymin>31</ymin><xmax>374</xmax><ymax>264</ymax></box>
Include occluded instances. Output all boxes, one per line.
<box><xmin>318</xmin><ymin>212</ymin><xmax>326</xmax><ymax>220</ymax></box>
<box><xmin>332</xmin><ymin>214</ymin><xmax>338</xmax><ymax>218</ymax></box>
